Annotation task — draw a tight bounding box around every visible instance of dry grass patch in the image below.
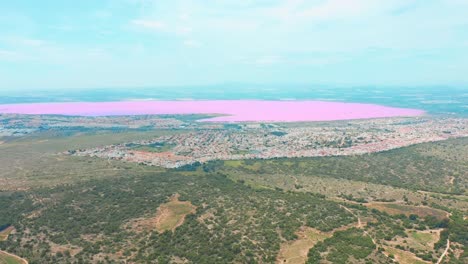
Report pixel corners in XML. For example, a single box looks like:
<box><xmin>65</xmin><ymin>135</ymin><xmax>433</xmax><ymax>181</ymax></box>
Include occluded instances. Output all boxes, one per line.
<box><xmin>277</xmin><ymin>227</ymin><xmax>331</xmax><ymax>264</ymax></box>
<box><xmin>124</xmin><ymin>194</ymin><xmax>196</xmax><ymax>233</ymax></box>
<box><xmin>155</xmin><ymin>194</ymin><xmax>196</xmax><ymax>233</ymax></box>
<box><xmin>388</xmin><ymin>229</ymin><xmax>441</xmax><ymax>253</ymax></box>
<box><xmin>0</xmin><ymin>251</ymin><xmax>28</xmax><ymax>264</ymax></box>
<box><xmin>224</xmin><ymin>160</ymin><xmax>243</xmax><ymax>168</ymax></box>
<box><xmin>407</xmin><ymin>229</ymin><xmax>440</xmax><ymax>250</ymax></box>
<box><xmin>365</xmin><ymin>202</ymin><xmax>448</xmax><ymax>220</ymax></box>
<box><xmin>49</xmin><ymin>242</ymin><xmax>82</xmax><ymax>257</ymax></box>
<box><xmin>384</xmin><ymin>247</ymin><xmax>429</xmax><ymax>264</ymax></box>
<box><xmin>0</xmin><ymin>227</ymin><xmax>14</xmax><ymax>241</ymax></box>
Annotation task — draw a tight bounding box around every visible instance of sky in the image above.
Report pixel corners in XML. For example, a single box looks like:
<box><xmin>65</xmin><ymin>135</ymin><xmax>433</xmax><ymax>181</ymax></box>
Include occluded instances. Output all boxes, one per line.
<box><xmin>1</xmin><ymin>0</ymin><xmax>468</xmax><ymax>90</ymax></box>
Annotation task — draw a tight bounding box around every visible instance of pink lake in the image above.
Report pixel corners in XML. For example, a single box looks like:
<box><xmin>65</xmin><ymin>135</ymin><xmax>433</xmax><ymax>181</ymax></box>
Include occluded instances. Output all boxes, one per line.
<box><xmin>0</xmin><ymin>101</ymin><xmax>425</xmax><ymax>122</ymax></box>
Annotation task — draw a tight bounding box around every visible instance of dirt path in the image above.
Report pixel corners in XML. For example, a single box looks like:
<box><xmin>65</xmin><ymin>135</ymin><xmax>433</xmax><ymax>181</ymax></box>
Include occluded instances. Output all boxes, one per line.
<box><xmin>0</xmin><ymin>250</ymin><xmax>28</xmax><ymax>264</ymax></box>
<box><xmin>436</xmin><ymin>239</ymin><xmax>450</xmax><ymax>264</ymax></box>
<box><xmin>340</xmin><ymin>205</ymin><xmax>362</xmax><ymax>228</ymax></box>
<box><xmin>291</xmin><ymin>175</ymin><xmax>299</xmax><ymax>186</ymax></box>
<box><xmin>339</xmin><ymin>205</ymin><xmax>376</xmax><ymax>245</ymax></box>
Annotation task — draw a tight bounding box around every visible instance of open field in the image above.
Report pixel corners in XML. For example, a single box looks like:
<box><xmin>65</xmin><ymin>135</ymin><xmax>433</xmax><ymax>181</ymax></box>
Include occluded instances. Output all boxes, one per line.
<box><xmin>384</xmin><ymin>247</ymin><xmax>429</xmax><ymax>264</ymax></box>
<box><xmin>365</xmin><ymin>203</ymin><xmax>448</xmax><ymax>220</ymax></box>
<box><xmin>407</xmin><ymin>230</ymin><xmax>441</xmax><ymax>251</ymax></box>
<box><xmin>0</xmin><ymin>251</ymin><xmax>27</xmax><ymax>264</ymax></box>
<box><xmin>155</xmin><ymin>194</ymin><xmax>196</xmax><ymax>233</ymax></box>
<box><xmin>122</xmin><ymin>194</ymin><xmax>197</xmax><ymax>234</ymax></box>
<box><xmin>277</xmin><ymin>227</ymin><xmax>331</xmax><ymax>264</ymax></box>
<box><xmin>0</xmin><ymin>227</ymin><xmax>13</xmax><ymax>241</ymax></box>
<box><xmin>0</xmin><ymin>130</ymin><xmax>185</xmax><ymax>190</ymax></box>
<box><xmin>127</xmin><ymin>142</ymin><xmax>176</xmax><ymax>153</ymax></box>
<box><xmin>386</xmin><ymin>228</ymin><xmax>441</xmax><ymax>256</ymax></box>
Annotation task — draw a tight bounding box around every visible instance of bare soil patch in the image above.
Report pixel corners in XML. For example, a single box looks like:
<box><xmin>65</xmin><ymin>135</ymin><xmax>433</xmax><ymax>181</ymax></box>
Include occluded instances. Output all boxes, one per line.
<box><xmin>125</xmin><ymin>194</ymin><xmax>196</xmax><ymax>233</ymax></box>
<box><xmin>155</xmin><ymin>194</ymin><xmax>196</xmax><ymax>233</ymax></box>
<box><xmin>0</xmin><ymin>226</ymin><xmax>14</xmax><ymax>241</ymax></box>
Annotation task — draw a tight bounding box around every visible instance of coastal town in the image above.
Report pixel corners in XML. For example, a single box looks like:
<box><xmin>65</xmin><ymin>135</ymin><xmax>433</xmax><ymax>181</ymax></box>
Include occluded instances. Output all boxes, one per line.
<box><xmin>69</xmin><ymin>116</ymin><xmax>468</xmax><ymax>168</ymax></box>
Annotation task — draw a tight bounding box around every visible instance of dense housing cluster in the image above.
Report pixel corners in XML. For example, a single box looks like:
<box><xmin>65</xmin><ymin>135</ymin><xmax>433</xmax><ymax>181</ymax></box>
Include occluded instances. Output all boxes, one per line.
<box><xmin>72</xmin><ymin>117</ymin><xmax>468</xmax><ymax>168</ymax></box>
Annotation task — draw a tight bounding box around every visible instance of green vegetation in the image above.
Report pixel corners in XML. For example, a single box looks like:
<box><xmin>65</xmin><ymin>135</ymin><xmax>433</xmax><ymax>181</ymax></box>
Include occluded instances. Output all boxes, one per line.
<box><xmin>405</xmin><ymin>230</ymin><xmax>439</xmax><ymax>252</ymax></box>
<box><xmin>270</xmin><ymin>131</ymin><xmax>287</xmax><ymax>136</ymax></box>
<box><xmin>365</xmin><ymin>203</ymin><xmax>448</xmax><ymax>220</ymax></box>
<box><xmin>384</xmin><ymin>247</ymin><xmax>428</xmax><ymax>264</ymax></box>
<box><xmin>127</xmin><ymin>142</ymin><xmax>176</xmax><ymax>153</ymax></box>
<box><xmin>0</xmin><ymin>129</ymin><xmax>187</xmax><ymax>190</ymax></box>
<box><xmin>215</xmin><ymin>137</ymin><xmax>468</xmax><ymax>195</ymax></box>
<box><xmin>0</xmin><ymin>253</ymin><xmax>24</xmax><ymax>264</ymax></box>
<box><xmin>410</xmin><ymin>231</ymin><xmax>433</xmax><ymax>244</ymax></box>
<box><xmin>0</xmin><ymin>129</ymin><xmax>466</xmax><ymax>263</ymax></box>
<box><xmin>0</xmin><ymin>194</ymin><xmax>36</xmax><ymax>233</ymax></box>
<box><xmin>1</xmin><ymin>172</ymin><xmax>356</xmax><ymax>263</ymax></box>
<box><xmin>277</xmin><ymin>227</ymin><xmax>330</xmax><ymax>264</ymax></box>
<box><xmin>446</xmin><ymin>211</ymin><xmax>468</xmax><ymax>247</ymax></box>
<box><xmin>164</xmin><ymin>114</ymin><xmax>218</xmax><ymax>122</ymax></box>
<box><xmin>306</xmin><ymin>228</ymin><xmax>376</xmax><ymax>264</ymax></box>
<box><xmin>0</xmin><ymin>227</ymin><xmax>13</xmax><ymax>242</ymax></box>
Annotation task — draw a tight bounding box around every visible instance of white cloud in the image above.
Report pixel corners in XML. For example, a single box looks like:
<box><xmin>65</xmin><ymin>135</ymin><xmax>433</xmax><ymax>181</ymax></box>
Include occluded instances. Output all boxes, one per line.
<box><xmin>18</xmin><ymin>38</ymin><xmax>45</xmax><ymax>47</ymax></box>
<box><xmin>300</xmin><ymin>0</ymin><xmax>378</xmax><ymax>19</ymax></box>
<box><xmin>92</xmin><ymin>10</ymin><xmax>112</xmax><ymax>19</ymax></box>
<box><xmin>0</xmin><ymin>49</ymin><xmax>26</xmax><ymax>61</ymax></box>
<box><xmin>130</xmin><ymin>18</ymin><xmax>192</xmax><ymax>35</ymax></box>
<box><xmin>236</xmin><ymin>55</ymin><xmax>281</xmax><ymax>66</ymax></box>
<box><xmin>267</xmin><ymin>0</ymin><xmax>410</xmax><ymax>22</ymax></box>
<box><xmin>179</xmin><ymin>13</ymin><xmax>190</xmax><ymax>21</ymax></box>
<box><xmin>177</xmin><ymin>26</ymin><xmax>193</xmax><ymax>34</ymax></box>
<box><xmin>257</xmin><ymin>55</ymin><xmax>281</xmax><ymax>65</ymax></box>
<box><xmin>183</xmin><ymin>39</ymin><xmax>202</xmax><ymax>47</ymax></box>
<box><xmin>1</xmin><ymin>36</ymin><xmax>45</xmax><ymax>47</ymax></box>
<box><xmin>131</xmin><ymin>19</ymin><xmax>165</xmax><ymax>30</ymax></box>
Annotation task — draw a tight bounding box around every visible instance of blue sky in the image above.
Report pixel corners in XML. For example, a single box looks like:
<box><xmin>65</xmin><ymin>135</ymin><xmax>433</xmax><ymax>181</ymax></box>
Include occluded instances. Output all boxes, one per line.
<box><xmin>1</xmin><ymin>0</ymin><xmax>468</xmax><ymax>90</ymax></box>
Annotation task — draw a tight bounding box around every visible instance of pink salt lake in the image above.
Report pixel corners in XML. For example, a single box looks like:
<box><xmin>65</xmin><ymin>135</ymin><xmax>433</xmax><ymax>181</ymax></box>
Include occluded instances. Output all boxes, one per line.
<box><xmin>0</xmin><ymin>101</ymin><xmax>425</xmax><ymax>122</ymax></box>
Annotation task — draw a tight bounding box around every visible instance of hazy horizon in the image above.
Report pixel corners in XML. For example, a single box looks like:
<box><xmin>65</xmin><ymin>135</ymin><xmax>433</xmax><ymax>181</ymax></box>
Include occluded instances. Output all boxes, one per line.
<box><xmin>2</xmin><ymin>83</ymin><xmax>467</xmax><ymax>95</ymax></box>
